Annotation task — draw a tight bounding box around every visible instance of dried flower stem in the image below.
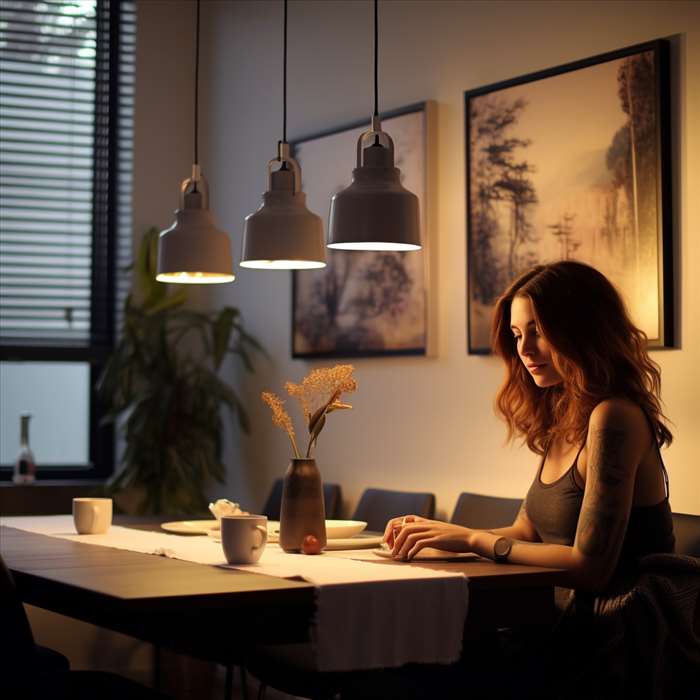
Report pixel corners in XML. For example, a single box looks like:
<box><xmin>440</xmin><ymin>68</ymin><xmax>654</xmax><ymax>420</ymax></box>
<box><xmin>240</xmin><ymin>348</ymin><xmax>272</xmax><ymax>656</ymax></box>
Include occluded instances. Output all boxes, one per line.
<box><xmin>261</xmin><ymin>392</ymin><xmax>300</xmax><ymax>458</ymax></box>
<box><xmin>263</xmin><ymin>365</ymin><xmax>357</xmax><ymax>459</ymax></box>
<box><xmin>306</xmin><ymin>389</ymin><xmax>341</xmax><ymax>458</ymax></box>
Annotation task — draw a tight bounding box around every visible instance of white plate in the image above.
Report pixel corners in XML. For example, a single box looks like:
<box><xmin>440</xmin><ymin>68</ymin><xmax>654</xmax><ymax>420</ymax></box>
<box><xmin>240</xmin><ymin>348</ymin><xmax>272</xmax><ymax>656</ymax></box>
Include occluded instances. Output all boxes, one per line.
<box><xmin>208</xmin><ymin>529</ymin><xmax>383</xmax><ymax>551</ymax></box>
<box><xmin>265</xmin><ymin>520</ymin><xmax>368</xmax><ymax>542</ymax></box>
<box><xmin>324</xmin><ymin>534</ymin><xmax>383</xmax><ymax>550</ymax></box>
<box><xmin>325</xmin><ymin>520</ymin><xmax>368</xmax><ymax>538</ymax></box>
<box><xmin>373</xmin><ymin>547</ymin><xmax>481</xmax><ymax>562</ymax></box>
<box><xmin>161</xmin><ymin>519</ymin><xmax>220</xmax><ymax>535</ymax></box>
<box><xmin>162</xmin><ymin>519</ymin><xmax>367</xmax><ymax>539</ymax></box>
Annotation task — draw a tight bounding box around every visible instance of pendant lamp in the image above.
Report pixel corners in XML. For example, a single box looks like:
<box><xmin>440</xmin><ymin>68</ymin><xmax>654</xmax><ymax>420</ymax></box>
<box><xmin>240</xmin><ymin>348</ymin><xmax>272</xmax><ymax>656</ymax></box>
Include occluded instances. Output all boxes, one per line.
<box><xmin>240</xmin><ymin>0</ymin><xmax>326</xmax><ymax>270</ymax></box>
<box><xmin>156</xmin><ymin>0</ymin><xmax>234</xmax><ymax>284</ymax></box>
<box><xmin>327</xmin><ymin>0</ymin><xmax>421</xmax><ymax>252</ymax></box>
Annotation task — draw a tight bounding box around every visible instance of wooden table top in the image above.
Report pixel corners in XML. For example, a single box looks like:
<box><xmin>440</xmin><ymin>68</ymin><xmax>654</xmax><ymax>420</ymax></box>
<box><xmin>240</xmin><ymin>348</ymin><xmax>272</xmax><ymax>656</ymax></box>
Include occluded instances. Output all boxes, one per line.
<box><xmin>2</xmin><ymin>525</ymin><xmax>316</xmax><ymax>662</ymax></box>
<box><xmin>1</xmin><ymin>521</ymin><xmax>567</xmax><ymax>662</ymax></box>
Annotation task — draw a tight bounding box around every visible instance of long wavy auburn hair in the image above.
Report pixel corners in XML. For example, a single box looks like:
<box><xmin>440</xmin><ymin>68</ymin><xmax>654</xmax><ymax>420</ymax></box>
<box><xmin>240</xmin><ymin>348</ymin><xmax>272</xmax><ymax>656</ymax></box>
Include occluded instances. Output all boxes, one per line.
<box><xmin>491</xmin><ymin>261</ymin><xmax>672</xmax><ymax>455</ymax></box>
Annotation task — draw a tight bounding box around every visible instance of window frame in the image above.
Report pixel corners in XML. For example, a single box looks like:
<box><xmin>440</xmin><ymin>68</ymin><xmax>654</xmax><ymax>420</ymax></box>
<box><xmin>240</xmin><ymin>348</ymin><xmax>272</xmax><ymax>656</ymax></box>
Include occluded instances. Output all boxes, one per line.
<box><xmin>0</xmin><ymin>0</ymin><xmax>132</xmax><ymax>481</ymax></box>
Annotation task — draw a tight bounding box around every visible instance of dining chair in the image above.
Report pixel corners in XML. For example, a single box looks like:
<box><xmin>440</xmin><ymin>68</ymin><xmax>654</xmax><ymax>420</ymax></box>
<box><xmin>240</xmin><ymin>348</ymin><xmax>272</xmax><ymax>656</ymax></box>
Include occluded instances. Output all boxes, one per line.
<box><xmin>262</xmin><ymin>479</ymin><xmax>342</xmax><ymax>520</ymax></box>
<box><xmin>352</xmin><ymin>487</ymin><xmax>436</xmax><ymax>532</ymax></box>
<box><xmin>672</xmin><ymin>512</ymin><xmax>700</xmax><ymax>557</ymax></box>
<box><xmin>0</xmin><ymin>554</ymin><xmax>173</xmax><ymax>700</ymax></box>
<box><xmin>449</xmin><ymin>492</ymin><xmax>522</xmax><ymax>529</ymax></box>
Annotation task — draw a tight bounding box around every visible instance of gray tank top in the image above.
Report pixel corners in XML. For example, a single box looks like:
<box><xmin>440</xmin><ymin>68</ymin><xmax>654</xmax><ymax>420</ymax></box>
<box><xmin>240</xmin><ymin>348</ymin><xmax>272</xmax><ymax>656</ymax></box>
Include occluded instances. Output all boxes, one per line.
<box><xmin>524</xmin><ymin>441</ymin><xmax>675</xmax><ymax>576</ymax></box>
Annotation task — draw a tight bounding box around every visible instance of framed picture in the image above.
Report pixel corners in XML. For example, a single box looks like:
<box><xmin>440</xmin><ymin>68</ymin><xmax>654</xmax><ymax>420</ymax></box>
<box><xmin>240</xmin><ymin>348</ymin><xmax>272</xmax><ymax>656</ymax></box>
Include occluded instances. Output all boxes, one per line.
<box><xmin>292</xmin><ymin>102</ymin><xmax>435</xmax><ymax>358</ymax></box>
<box><xmin>465</xmin><ymin>39</ymin><xmax>672</xmax><ymax>353</ymax></box>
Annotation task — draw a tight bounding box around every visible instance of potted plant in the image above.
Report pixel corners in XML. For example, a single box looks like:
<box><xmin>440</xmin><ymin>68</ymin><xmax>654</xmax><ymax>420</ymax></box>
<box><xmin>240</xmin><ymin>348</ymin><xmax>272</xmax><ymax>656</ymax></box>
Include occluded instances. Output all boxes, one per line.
<box><xmin>97</xmin><ymin>228</ymin><xmax>262</xmax><ymax>515</ymax></box>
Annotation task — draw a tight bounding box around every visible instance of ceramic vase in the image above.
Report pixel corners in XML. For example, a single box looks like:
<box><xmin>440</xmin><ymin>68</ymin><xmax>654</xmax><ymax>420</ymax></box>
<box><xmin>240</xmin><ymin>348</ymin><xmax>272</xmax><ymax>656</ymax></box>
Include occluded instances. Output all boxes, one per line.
<box><xmin>279</xmin><ymin>458</ymin><xmax>327</xmax><ymax>552</ymax></box>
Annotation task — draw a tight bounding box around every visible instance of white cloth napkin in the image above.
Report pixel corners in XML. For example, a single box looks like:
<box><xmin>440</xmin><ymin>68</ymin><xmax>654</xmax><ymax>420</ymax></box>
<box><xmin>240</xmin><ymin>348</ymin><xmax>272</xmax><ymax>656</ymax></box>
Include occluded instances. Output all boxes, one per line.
<box><xmin>2</xmin><ymin>515</ymin><xmax>469</xmax><ymax>671</ymax></box>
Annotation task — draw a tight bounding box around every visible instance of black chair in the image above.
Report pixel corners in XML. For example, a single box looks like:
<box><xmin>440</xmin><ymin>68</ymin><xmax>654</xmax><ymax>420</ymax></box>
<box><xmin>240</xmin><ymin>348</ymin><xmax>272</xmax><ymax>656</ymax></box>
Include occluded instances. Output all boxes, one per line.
<box><xmin>262</xmin><ymin>478</ymin><xmax>342</xmax><ymax>521</ymax></box>
<box><xmin>672</xmin><ymin>512</ymin><xmax>700</xmax><ymax>557</ymax></box>
<box><xmin>352</xmin><ymin>487</ymin><xmax>436</xmax><ymax>533</ymax></box>
<box><xmin>449</xmin><ymin>492</ymin><xmax>522</xmax><ymax>529</ymax></box>
<box><xmin>0</xmin><ymin>554</ymin><xmax>172</xmax><ymax>700</ymax></box>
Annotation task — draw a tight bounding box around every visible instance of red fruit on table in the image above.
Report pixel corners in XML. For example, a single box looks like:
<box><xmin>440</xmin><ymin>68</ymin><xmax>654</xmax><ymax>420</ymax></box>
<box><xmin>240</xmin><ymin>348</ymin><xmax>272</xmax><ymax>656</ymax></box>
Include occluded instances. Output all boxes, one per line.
<box><xmin>301</xmin><ymin>534</ymin><xmax>321</xmax><ymax>555</ymax></box>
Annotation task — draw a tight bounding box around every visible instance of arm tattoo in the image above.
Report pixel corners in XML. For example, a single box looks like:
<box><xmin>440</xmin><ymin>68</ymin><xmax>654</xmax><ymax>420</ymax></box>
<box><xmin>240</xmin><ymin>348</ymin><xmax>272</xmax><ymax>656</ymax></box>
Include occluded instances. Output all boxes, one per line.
<box><xmin>577</xmin><ymin>426</ymin><xmax>631</xmax><ymax>558</ymax></box>
<box><xmin>590</xmin><ymin>428</ymin><xmax>627</xmax><ymax>493</ymax></box>
<box><xmin>577</xmin><ymin>505</ymin><xmax>627</xmax><ymax>557</ymax></box>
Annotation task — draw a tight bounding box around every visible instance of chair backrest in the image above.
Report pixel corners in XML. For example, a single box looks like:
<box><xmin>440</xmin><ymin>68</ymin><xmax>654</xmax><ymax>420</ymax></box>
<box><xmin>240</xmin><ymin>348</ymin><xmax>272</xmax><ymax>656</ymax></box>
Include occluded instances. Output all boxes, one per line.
<box><xmin>352</xmin><ymin>488</ymin><xmax>436</xmax><ymax>533</ymax></box>
<box><xmin>672</xmin><ymin>512</ymin><xmax>700</xmax><ymax>558</ymax></box>
<box><xmin>450</xmin><ymin>492</ymin><xmax>522</xmax><ymax>529</ymax></box>
<box><xmin>262</xmin><ymin>479</ymin><xmax>342</xmax><ymax>520</ymax></box>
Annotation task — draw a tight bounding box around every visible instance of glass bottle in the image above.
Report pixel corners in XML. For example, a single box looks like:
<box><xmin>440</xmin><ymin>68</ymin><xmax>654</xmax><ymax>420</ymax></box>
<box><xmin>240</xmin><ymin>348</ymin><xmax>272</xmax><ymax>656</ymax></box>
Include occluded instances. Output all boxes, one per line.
<box><xmin>13</xmin><ymin>413</ymin><xmax>36</xmax><ymax>484</ymax></box>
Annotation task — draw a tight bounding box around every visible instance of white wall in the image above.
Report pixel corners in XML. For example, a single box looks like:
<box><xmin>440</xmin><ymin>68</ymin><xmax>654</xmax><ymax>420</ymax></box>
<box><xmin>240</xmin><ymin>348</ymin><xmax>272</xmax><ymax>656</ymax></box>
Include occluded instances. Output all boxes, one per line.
<box><xmin>132</xmin><ymin>1</ymin><xmax>195</xmax><ymax>238</ymax></box>
<box><xmin>146</xmin><ymin>0</ymin><xmax>699</xmax><ymax>518</ymax></box>
<box><xmin>131</xmin><ymin>0</ymin><xmax>210</xmax><ymax>308</ymax></box>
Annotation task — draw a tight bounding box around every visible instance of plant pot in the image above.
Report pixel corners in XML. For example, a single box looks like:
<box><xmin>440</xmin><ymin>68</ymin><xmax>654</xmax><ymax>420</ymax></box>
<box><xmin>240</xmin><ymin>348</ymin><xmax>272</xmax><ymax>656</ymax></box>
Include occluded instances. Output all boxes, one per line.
<box><xmin>279</xmin><ymin>458</ymin><xmax>327</xmax><ymax>552</ymax></box>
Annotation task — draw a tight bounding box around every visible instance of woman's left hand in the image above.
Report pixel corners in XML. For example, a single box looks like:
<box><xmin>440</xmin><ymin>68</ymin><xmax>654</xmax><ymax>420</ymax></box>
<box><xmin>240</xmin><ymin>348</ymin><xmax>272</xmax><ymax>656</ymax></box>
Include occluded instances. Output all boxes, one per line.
<box><xmin>389</xmin><ymin>519</ymin><xmax>474</xmax><ymax>561</ymax></box>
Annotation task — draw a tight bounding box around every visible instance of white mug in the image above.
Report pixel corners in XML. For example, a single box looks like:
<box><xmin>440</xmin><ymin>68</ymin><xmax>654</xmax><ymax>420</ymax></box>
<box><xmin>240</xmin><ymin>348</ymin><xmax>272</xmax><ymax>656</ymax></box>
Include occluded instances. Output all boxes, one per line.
<box><xmin>220</xmin><ymin>514</ymin><xmax>267</xmax><ymax>565</ymax></box>
<box><xmin>73</xmin><ymin>497</ymin><xmax>112</xmax><ymax>534</ymax></box>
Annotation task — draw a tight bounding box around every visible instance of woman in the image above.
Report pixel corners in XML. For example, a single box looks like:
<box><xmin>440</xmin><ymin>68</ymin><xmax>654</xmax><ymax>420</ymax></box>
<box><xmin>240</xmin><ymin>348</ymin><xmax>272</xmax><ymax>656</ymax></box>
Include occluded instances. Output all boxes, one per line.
<box><xmin>386</xmin><ymin>261</ymin><xmax>674</xmax><ymax>589</ymax></box>
<box><xmin>379</xmin><ymin>261</ymin><xmax>682</xmax><ymax>698</ymax></box>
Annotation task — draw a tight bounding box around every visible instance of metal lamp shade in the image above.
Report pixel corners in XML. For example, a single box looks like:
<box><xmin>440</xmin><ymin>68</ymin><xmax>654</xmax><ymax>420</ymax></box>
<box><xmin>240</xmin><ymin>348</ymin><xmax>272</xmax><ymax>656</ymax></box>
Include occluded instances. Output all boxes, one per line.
<box><xmin>240</xmin><ymin>168</ymin><xmax>326</xmax><ymax>270</ymax></box>
<box><xmin>156</xmin><ymin>209</ymin><xmax>234</xmax><ymax>284</ymax></box>
<box><xmin>156</xmin><ymin>173</ymin><xmax>235</xmax><ymax>284</ymax></box>
<box><xmin>328</xmin><ymin>141</ymin><xmax>421</xmax><ymax>252</ymax></box>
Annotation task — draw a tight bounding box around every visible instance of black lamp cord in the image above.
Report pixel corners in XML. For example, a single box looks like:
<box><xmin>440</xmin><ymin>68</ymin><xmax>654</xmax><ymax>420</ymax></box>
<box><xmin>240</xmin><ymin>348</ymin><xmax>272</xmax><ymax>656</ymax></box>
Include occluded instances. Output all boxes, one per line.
<box><xmin>373</xmin><ymin>0</ymin><xmax>378</xmax><ymax>119</ymax></box>
<box><xmin>193</xmin><ymin>0</ymin><xmax>201</xmax><ymax>189</ymax></box>
<box><xmin>283</xmin><ymin>0</ymin><xmax>287</xmax><ymax>145</ymax></box>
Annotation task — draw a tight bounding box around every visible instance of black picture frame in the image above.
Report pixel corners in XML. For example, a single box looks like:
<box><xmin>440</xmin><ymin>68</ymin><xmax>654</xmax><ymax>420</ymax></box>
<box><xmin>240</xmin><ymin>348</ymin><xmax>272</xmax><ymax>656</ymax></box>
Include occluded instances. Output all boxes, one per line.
<box><xmin>465</xmin><ymin>39</ymin><xmax>673</xmax><ymax>354</ymax></box>
<box><xmin>290</xmin><ymin>102</ymin><xmax>435</xmax><ymax>359</ymax></box>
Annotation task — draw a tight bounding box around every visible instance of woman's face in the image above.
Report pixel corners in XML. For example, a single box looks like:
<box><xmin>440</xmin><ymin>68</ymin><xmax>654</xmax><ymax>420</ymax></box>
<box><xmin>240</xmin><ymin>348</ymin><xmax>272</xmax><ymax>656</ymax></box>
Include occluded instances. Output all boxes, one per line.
<box><xmin>509</xmin><ymin>295</ymin><xmax>563</xmax><ymax>388</ymax></box>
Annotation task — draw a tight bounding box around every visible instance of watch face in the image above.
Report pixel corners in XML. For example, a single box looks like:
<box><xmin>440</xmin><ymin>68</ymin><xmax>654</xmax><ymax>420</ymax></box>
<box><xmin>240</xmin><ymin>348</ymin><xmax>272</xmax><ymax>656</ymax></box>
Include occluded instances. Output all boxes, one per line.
<box><xmin>494</xmin><ymin>537</ymin><xmax>512</xmax><ymax>559</ymax></box>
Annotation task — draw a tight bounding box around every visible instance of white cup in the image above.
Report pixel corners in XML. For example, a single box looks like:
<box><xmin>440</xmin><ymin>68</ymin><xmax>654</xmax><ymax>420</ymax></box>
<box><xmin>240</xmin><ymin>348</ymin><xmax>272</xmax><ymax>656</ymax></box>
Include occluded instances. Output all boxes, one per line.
<box><xmin>220</xmin><ymin>514</ymin><xmax>267</xmax><ymax>565</ymax></box>
<box><xmin>72</xmin><ymin>497</ymin><xmax>112</xmax><ymax>534</ymax></box>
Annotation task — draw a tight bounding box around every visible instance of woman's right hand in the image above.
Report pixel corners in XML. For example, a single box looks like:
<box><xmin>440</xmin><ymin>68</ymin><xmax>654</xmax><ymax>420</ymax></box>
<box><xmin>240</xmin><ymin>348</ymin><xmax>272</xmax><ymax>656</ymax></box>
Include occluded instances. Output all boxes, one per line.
<box><xmin>383</xmin><ymin>514</ymin><xmax>427</xmax><ymax>548</ymax></box>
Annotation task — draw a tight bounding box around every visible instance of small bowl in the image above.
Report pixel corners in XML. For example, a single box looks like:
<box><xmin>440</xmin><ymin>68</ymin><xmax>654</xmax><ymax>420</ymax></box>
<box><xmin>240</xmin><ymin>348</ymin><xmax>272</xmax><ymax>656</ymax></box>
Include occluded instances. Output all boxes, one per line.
<box><xmin>325</xmin><ymin>520</ymin><xmax>367</xmax><ymax>539</ymax></box>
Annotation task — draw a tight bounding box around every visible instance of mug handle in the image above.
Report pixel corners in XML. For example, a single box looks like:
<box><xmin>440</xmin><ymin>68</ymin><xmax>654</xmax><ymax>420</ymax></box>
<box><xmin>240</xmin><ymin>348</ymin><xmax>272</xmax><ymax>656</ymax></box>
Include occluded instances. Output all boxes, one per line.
<box><xmin>252</xmin><ymin>525</ymin><xmax>267</xmax><ymax>550</ymax></box>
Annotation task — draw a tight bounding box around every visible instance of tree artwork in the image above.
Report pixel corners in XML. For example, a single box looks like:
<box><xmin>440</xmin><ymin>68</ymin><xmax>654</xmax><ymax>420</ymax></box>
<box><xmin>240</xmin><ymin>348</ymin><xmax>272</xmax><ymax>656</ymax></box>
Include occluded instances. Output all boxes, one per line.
<box><xmin>548</xmin><ymin>213</ymin><xmax>581</xmax><ymax>260</ymax></box>
<box><xmin>468</xmin><ymin>97</ymin><xmax>538</xmax><ymax>344</ymax></box>
<box><xmin>294</xmin><ymin>251</ymin><xmax>417</xmax><ymax>355</ymax></box>
<box><xmin>466</xmin><ymin>42</ymin><xmax>671</xmax><ymax>352</ymax></box>
<box><xmin>615</xmin><ymin>53</ymin><xmax>658</xmax><ymax>268</ymax></box>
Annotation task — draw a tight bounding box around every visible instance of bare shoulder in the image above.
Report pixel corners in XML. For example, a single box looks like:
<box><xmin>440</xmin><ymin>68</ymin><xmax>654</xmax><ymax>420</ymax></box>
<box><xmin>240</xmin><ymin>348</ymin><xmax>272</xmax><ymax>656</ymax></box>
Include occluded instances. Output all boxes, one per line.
<box><xmin>587</xmin><ymin>398</ymin><xmax>650</xmax><ymax>469</ymax></box>
<box><xmin>589</xmin><ymin>397</ymin><xmax>648</xmax><ymax>433</ymax></box>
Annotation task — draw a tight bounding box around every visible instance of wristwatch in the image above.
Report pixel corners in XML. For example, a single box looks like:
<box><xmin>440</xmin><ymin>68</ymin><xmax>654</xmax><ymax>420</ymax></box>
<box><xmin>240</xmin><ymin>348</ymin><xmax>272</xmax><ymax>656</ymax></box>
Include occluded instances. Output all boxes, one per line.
<box><xmin>493</xmin><ymin>537</ymin><xmax>513</xmax><ymax>564</ymax></box>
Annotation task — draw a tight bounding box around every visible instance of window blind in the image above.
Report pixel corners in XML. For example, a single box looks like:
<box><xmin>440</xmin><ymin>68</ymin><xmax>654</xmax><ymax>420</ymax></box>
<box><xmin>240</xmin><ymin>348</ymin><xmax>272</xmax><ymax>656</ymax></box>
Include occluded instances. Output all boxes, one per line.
<box><xmin>0</xmin><ymin>0</ymin><xmax>135</xmax><ymax>350</ymax></box>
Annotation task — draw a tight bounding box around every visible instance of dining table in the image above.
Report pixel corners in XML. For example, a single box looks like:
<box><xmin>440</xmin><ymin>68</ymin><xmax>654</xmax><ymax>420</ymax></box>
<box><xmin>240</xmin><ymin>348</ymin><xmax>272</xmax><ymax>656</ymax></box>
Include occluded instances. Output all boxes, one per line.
<box><xmin>1</xmin><ymin>514</ymin><xmax>567</xmax><ymax>675</ymax></box>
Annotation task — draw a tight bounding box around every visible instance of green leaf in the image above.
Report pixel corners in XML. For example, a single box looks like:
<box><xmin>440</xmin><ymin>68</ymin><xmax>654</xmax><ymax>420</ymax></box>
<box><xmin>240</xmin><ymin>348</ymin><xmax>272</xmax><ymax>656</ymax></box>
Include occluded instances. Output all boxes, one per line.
<box><xmin>239</xmin><ymin>327</ymin><xmax>268</xmax><ymax>357</ymax></box>
<box><xmin>233</xmin><ymin>344</ymin><xmax>255</xmax><ymax>372</ymax></box>
<box><xmin>145</xmin><ymin>289</ymin><xmax>187</xmax><ymax>315</ymax></box>
<box><xmin>212</xmin><ymin>307</ymin><xmax>236</xmax><ymax>370</ymax></box>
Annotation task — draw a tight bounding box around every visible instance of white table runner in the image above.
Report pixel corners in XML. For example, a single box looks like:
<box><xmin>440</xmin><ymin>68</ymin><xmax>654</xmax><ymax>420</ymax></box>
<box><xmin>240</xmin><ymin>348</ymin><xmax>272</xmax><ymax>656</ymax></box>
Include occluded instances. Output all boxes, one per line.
<box><xmin>2</xmin><ymin>515</ymin><xmax>469</xmax><ymax>672</ymax></box>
